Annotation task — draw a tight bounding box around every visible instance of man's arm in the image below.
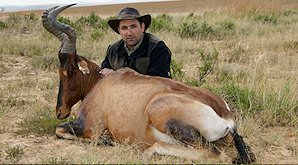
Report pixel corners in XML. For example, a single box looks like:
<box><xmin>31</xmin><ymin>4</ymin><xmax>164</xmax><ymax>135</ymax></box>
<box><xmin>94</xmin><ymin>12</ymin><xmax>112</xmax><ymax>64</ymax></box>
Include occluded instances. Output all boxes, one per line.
<box><xmin>101</xmin><ymin>45</ymin><xmax>112</xmax><ymax>69</ymax></box>
<box><xmin>147</xmin><ymin>41</ymin><xmax>171</xmax><ymax>78</ymax></box>
<box><xmin>100</xmin><ymin>45</ymin><xmax>114</xmax><ymax>76</ymax></box>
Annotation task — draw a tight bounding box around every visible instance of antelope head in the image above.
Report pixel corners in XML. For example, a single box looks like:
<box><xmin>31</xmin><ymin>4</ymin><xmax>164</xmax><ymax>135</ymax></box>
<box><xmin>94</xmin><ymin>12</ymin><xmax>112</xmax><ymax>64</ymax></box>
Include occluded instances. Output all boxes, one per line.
<box><xmin>42</xmin><ymin>4</ymin><xmax>100</xmax><ymax>119</ymax></box>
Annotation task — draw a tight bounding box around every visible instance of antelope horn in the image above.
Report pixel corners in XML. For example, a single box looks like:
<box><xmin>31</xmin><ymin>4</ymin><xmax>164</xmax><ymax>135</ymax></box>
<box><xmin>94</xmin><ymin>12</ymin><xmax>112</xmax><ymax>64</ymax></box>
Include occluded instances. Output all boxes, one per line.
<box><xmin>42</xmin><ymin>4</ymin><xmax>77</xmax><ymax>54</ymax></box>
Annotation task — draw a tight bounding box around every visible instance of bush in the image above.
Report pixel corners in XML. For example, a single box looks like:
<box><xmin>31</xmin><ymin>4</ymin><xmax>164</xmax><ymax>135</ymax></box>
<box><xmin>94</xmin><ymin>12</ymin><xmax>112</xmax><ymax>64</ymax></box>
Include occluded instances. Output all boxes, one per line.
<box><xmin>178</xmin><ymin>14</ymin><xmax>237</xmax><ymax>40</ymax></box>
<box><xmin>150</xmin><ymin>14</ymin><xmax>173</xmax><ymax>32</ymax></box>
<box><xmin>97</xmin><ymin>17</ymin><xmax>109</xmax><ymax>30</ymax></box>
<box><xmin>57</xmin><ymin>16</ymin><xmax>82</xmax><ymax>34</ymax></box>
<box><xmin>283</xmin><ymin>10</ymin><xmax>298</xmax><ymax>16</ymax></box>
<box><xmin>0</xmin><ymin>21</ymin><xmax>7</xmax><ymax>29</ymax></box>
<box><xmin>218</xmin><ymin>20</ymin><xmax>236</xmax><ymax>31</ymax></box>
<box><xmin>57</xmin><ymin>16</ymin><xmax>75</xmax><ymax>27</ymax></box>
<box><xmin>23</xmin><ymin>13</ymin><xmax>38</xmax><ymax>22</ymax></box>
<box><xmin>216</xmin><ymin>20</ymin><xmax>236</xmax><ymax>39</ymax></box>
<box><xmin>197</xmin><ymin>48</ymin><xmax>219</xmax><ymax>85</ymax></box>
<box><xmin>76</xmin><ymin>12</ymin><xmax>109</xmax><ymax>30</ymax></box>
<box><xmin>6</xmin><ymin>14</ymin><xmax>22</xmax><ymax>26</ymax></box>
<box><xmin>170</xmin><ymin>59</ymin><xmax>184</xmax><ymax>81</ymax></box>
<box><xmin>178</xmin><ymin>20</ymin><xmax>200</xmax><ymax>38</ymax></box>
<box><xmin>91</xmin><ymin>28</ymin><xmax>104</xmax><ymax>40</ymax></box>
<box><xmin>254</xmin><ymin>13</ymin><xmax>278</xmax><ymax>24</ymax></box>
<box><xmin>199</xmin><ymin>21</ymin><xmax>214</xmax><ymax>38</ymax></box>
<box><xmin>86</xmin><ymin>11</ymin><xmax>100</xmax><ymax>27</ymax></box>
<box><xmin>178</xmin><ymin>20</ymin><xmax>214</xmax><ymax>39</ymax></box>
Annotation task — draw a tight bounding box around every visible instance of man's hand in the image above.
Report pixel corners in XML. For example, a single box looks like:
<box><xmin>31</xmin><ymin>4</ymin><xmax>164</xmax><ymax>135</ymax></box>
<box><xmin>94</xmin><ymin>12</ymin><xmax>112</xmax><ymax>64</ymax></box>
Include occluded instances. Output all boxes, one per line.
<box><xmin>99</xmin><ymin>68</ymin><xmax>114</xmax><ymax>77</ymax></box>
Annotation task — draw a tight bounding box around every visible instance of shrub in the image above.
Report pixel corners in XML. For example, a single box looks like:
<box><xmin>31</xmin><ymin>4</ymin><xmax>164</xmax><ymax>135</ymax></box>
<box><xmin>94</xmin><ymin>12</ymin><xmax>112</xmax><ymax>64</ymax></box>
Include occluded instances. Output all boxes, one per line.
<box><xmin>86</xmin><ymin>11</ymin><xmax>100</xmax><ymax>27</ymax></box>
<box><xmin>23</xmin><ymin>13</ymin><xmax>38</xmax><ymax>22</ymax></box>
<box><xmin>178</xmin><ymin>20</ymin><xmax>200</xmax><ymax>38</ymax></box>
<box><xmin>6</xmin><ymin>14</ymin><xmax>22</xmax><ymax>26</ymax></box>
<box><xmin>216</xmin><ymin>19</ymin><xmax>236</xmax><ymax>39</ymax></box>
<box><xmin>170</xmin><ymin>59</ymin><xmax>184</xmax><ymax>81</ymax></box>
<box><xmin>57</xmin><ymin>16</ymin><xmax>82</xmax><ymax>33</ymax></box>
<box><xmin>197</xmin><ymin>48</ymin><xmax>219</xmax><ymax>85</ymax></box>
<box><xmin>76</xmin><ymin>12</ymin><xmax>109</xmax><ymax>30</ymax></box>
<box><xmin>97</xmin><ymin>17</ymin><xmax>109</xmax><ymax>30</ymax></box>
<box><xmin>219</xmin><ymin>20</ymin><xmax>236</xmax><ymax>31</ymax></box>
<box><xmin>57</xmin><ymin>16</ymin><xmax>75</xmax><ymax>27</ymax></box>
<box><xmin>150</xmin><ymin>14</ymin><xmax>173</xmax><ymax>32</ymax></box>
<box><xmin>0</xmin><ymin>21</ymin><xmax>7</xmax><ymax>29</ymax></box>
<box><xmin>283</xmin><ymin>10</ymin><xmax>298</xmax><ymax>16</ymax></box>
<box><xmin>199</xmin><ymin>21</ymin><xmax>214</xmax><ymax>38</ymax></box>
<box><xmin>178</xmin><ymin>20</ymin><xmax>214</xmax><ymax>39</ymax></box>
<box><xmin>254</xmin><ymin>13</ymin><xmax>278</xmax><ymax>24</ymax></box>
<box><xmin>182</xmin><ymin>48</ymin><xmax>219</xmax><ymax>87</ymax></box>
<box><xmin>91</xmin><ymin>28</ymin><xmax>104</xmax><ymax>40</ymax></box>
<box><xmin>77</xmin><ymin>11</ymin><xmax>99</xmax><ymax>28</ymax></box>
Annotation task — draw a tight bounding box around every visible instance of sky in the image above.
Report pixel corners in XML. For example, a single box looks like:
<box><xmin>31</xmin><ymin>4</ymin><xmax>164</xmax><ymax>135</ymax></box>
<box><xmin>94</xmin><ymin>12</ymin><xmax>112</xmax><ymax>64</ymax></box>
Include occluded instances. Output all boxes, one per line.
<box><xmin>0</xmin><ymin>0</ymin><xmax>166</xmax><ymax>6</ymax></box>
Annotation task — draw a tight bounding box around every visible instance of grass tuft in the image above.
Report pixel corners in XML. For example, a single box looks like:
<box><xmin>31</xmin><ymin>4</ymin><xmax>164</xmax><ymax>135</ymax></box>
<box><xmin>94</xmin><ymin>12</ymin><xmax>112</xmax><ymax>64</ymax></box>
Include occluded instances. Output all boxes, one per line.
<box><xmin>16</xmin><ymin>107</ymin><xmax>65</xmax><ymax>136</ymax></box>
<box><xmin>5</xmin><ymin>145</ymin><xmax>24</xmax><ymax>160</ymax></box>
<box><xmin>41</xmin><ymin>157</ymin><xmax>71</xmax><ymax>164</ymax></box>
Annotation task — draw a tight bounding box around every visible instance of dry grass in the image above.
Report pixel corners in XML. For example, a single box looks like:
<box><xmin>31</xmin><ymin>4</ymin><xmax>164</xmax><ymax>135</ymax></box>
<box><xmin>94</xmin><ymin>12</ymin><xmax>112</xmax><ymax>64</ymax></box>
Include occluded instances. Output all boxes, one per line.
<box><xmin>0</xmin><ymin>0</ymin><xmax>297</xmax><ymax>164</ymax></box>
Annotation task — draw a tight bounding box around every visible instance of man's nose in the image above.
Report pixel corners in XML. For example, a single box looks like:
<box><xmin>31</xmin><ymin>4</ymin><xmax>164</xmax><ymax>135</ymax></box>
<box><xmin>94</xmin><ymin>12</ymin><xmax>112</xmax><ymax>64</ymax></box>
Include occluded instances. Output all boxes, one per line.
<box><xmin>127</xmin><ymin>28</ymin><xmax>133</xmax><ymax>35</ymax></box>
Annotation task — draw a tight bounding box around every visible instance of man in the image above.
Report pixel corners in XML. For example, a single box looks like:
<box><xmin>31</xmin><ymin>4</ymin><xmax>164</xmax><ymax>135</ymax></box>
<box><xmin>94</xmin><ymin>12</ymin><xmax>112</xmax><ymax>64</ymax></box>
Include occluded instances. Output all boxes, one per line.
<box><xmin>100</xmin><ymin>7</ymin><xmax>172</xmax><ymax>78</ymax></box>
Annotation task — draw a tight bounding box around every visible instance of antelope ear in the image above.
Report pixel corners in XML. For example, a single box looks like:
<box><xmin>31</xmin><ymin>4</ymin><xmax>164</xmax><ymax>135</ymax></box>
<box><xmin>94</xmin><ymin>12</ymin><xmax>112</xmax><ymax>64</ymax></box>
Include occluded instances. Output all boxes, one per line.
<box><xmin>78</xmin><ymin>60</ymin><xmax>90</xmax><ymax>75</ymax></box>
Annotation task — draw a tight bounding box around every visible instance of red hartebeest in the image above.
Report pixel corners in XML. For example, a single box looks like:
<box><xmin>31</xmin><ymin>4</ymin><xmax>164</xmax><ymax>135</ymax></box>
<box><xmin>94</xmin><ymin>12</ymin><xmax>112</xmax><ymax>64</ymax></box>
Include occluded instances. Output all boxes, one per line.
<box><xmin>42</xmin><ymin>4</ymin><xmax>255</xmax><ymax>163</ymax></box>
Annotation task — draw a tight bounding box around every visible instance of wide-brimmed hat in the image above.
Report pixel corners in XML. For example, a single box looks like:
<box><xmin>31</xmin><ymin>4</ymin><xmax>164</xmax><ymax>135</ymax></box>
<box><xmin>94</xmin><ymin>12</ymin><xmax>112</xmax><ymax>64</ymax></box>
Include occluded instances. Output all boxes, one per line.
<box><xmin>108</xmin><ymin>7</ymin><xmax>151</xmax><ymax>34</ymax></box>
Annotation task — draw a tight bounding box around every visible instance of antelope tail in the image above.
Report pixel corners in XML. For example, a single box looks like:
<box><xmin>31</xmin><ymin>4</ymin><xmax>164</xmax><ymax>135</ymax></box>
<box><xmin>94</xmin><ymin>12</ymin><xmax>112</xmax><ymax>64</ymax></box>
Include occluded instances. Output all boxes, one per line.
<box><xmin>231</xmin><ymin>129</ymin><xmax>256</xmax><ymax>164</ymax></box>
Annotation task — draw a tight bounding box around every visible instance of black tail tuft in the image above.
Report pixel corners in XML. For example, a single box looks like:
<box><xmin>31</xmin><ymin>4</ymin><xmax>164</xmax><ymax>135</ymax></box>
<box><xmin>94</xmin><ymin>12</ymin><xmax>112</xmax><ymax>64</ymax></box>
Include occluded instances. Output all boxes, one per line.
<box><xmin>232</xmin><ymin>130</ymin><xmax>256</xmax><ymax>164</ymax></box>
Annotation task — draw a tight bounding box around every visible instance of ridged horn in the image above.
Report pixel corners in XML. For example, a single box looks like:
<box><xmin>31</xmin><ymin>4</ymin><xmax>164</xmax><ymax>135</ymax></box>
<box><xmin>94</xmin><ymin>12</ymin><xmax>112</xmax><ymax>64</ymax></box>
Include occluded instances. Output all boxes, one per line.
<box><xmin>42</xmin><ymin>4</ymin><xmax>77</xmax><ymax>54</ymax></box>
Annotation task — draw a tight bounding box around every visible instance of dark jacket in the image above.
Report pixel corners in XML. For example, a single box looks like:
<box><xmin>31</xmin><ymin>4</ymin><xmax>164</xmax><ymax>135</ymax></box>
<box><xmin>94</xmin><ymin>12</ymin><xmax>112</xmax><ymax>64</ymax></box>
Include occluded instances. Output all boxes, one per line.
<box><xmin>101</xmin><ymin>33</ymin><xmax>171</xmax><ymax>78</ymax></box>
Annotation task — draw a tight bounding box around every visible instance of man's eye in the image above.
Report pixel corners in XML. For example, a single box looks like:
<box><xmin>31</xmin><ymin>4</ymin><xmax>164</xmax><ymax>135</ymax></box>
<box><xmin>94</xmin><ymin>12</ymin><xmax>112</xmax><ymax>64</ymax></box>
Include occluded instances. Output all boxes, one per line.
<box><xmin>130</xmin><ymin>25</ymin><xmax>137</xmax><ymax>28</ymax></box>
<box><xmin>121</xmin><ymin>26</ymin><xmax>128</xmax><ymax>30</ymax></box>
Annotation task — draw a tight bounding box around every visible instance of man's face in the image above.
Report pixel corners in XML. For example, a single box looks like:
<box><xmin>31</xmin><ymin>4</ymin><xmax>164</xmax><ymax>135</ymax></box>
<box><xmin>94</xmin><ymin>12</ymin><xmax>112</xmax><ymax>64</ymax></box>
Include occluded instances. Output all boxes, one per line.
<box><xmin>118</xmin><ymin>19</ymin><xmax>145</xmax><ymax>50</ymax></box>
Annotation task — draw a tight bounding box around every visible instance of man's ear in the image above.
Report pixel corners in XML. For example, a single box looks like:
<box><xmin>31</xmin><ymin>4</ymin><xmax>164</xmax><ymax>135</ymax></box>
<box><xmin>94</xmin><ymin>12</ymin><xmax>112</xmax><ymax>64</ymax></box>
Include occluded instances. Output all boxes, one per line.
<box><xmin>78</xmin><ymin>60</ymin><xmax>90</xmax><ymax>75</ymax></box>
<box><xmin>141</xmin><ymin>22</ymin><xmax>145</xmax><ymax>32</ymax></box>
